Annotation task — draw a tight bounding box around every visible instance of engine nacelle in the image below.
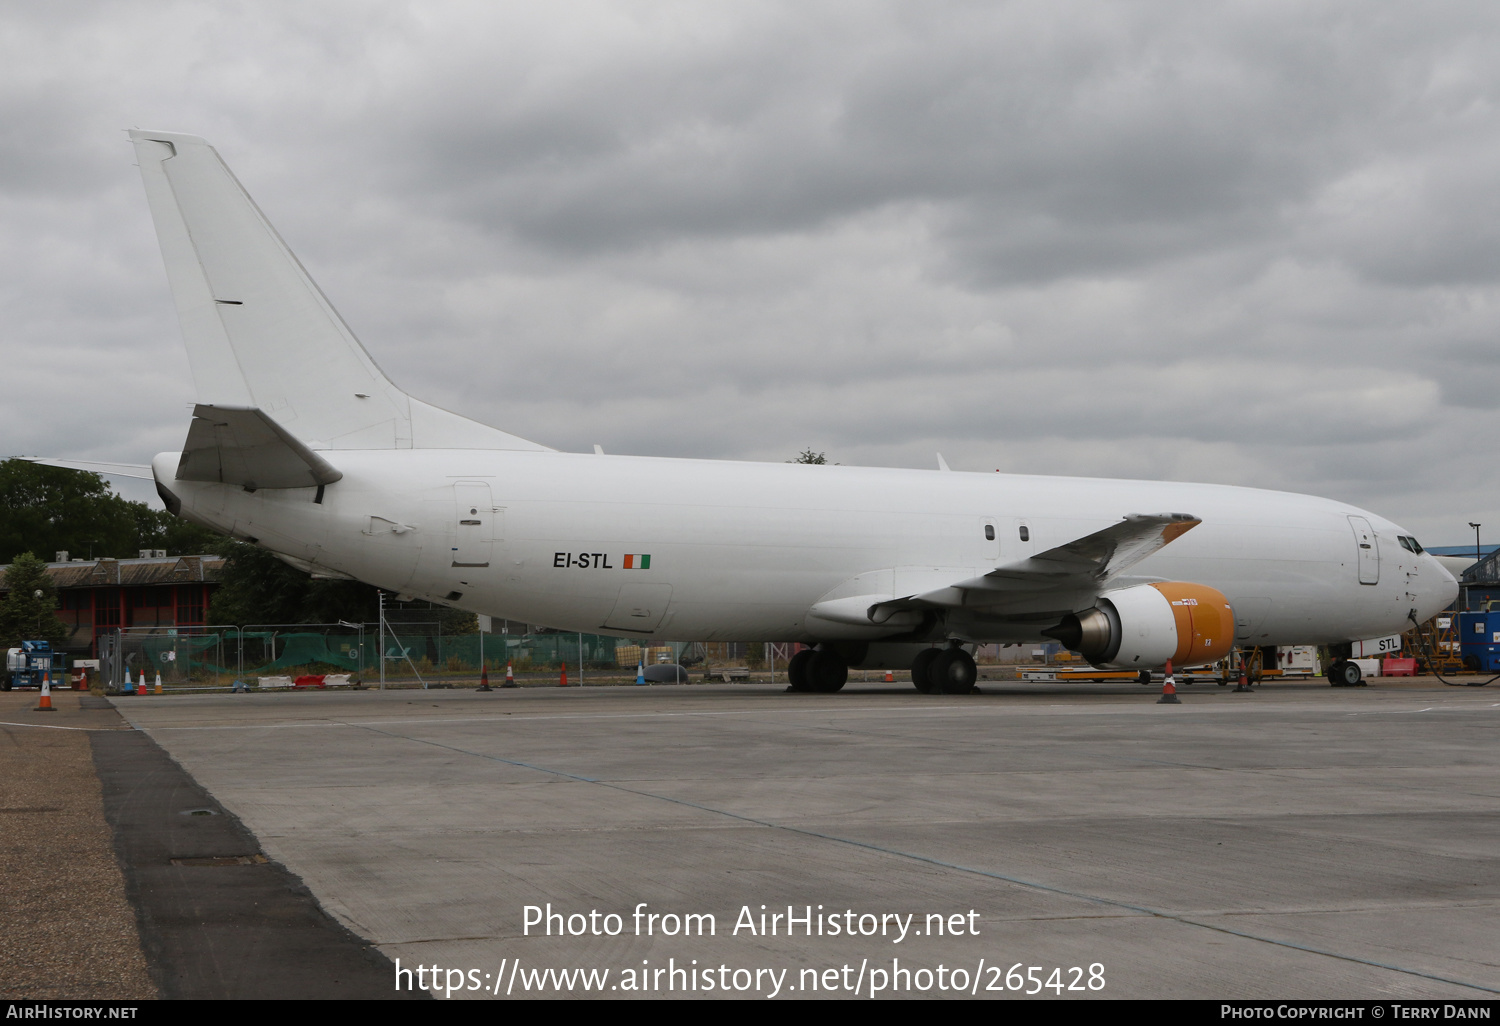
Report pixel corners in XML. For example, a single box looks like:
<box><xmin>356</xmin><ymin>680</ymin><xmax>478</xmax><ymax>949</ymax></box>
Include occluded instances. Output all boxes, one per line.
<box><xmin>1046</xmin><ymin>583</ymin><xmax>1235</xmax><ymax>670</ymax></box>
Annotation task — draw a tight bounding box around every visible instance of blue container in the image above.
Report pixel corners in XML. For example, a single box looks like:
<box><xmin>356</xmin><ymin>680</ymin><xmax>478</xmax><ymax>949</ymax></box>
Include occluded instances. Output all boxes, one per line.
<box><xmin>1458</xmin><ymin>611</ymin><xmax>1500</xmax><ymax>672</ymax></box>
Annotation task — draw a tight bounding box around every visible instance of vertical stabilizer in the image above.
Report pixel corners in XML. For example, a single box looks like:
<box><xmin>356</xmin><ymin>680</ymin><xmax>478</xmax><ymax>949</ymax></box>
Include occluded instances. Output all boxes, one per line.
<box><xmin>129</xmin><ymin>130</ymin><xmax>547</xmax><ymax>451</ymax></box>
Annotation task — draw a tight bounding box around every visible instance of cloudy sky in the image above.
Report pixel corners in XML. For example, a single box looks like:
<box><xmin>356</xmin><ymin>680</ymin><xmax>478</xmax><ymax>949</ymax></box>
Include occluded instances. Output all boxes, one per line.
<box><xmin>3</xmin><ymin>1</ymin><xmax>1498</xmax><ymax>544</ymax></box>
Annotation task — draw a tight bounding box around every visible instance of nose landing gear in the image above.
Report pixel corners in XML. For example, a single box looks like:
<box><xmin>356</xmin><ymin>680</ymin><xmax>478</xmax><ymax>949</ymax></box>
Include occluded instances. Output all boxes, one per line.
<box><xmin>1327</xmin><ymin>659</ymin><xmax>1366</xmax><ymax>687</ymax></box>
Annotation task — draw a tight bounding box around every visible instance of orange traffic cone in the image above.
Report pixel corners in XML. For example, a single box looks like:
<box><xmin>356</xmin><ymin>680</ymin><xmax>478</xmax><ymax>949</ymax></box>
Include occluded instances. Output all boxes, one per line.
<box><xmin>559</xmin><ymin>662</ymin><xmax>568</xmax><ymax>687</ymax></box>
<box><xmin>76</xmin><ymin>668</ymin><xmax>88</xmax><ymax>692</ymax></box>
<box><xmin>34</xmin><ymin>676</ymin><xmax>55</xmax><ymax>712</ymax></box>
<box><xmin>1157</xmin><ymin>659</ymin><xmax>1181</xmax><ymax>704</ymax></box>
<box><xmin>478</xmin><ymin>663</ymin><xmax>492</xmax><ymax>691</ymax></box>
<box><xmin>136</xmin><ymin>672</ymin><xmax>147</xmax><ymax>697</ymax></box>
<box><xmin>154</xmin><ymin>672</ymin><xmax>163</xmax><ymax>695</ymax></box>
<box><xmin>504</xmin><ymin>662</ymin><xmax>517</xmax><ymax>688</ymax></box>
<box><xmin>1234</xmin><ymin>660</ymin><xmax>1253</xmax><ymax>693</ymax></box>
<box><xmin>884</xmin><ymin>669</ymin><xmax>894</xmax><ymax>682</ymax></box>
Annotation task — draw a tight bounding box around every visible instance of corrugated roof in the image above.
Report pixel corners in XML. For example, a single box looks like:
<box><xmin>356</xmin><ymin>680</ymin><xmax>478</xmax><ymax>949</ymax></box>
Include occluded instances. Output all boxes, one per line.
<box><xmin>0</xmin><ymin>555</ymin><xmax>224</xmax><ymax>591</ymax></box>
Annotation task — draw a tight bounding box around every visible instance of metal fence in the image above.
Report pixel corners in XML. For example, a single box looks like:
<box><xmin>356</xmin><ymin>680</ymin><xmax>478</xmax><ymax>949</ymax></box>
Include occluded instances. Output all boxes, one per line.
<box><xmin>103</xmin><ymin>625</ymin><xmax>630</xmax><ymax>692</ymax></box>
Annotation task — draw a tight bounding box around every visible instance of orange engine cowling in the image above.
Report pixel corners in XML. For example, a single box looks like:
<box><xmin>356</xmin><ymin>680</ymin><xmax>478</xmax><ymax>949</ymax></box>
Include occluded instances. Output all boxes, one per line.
<box><xmin>1044</xmin><ymin>583</ymin><xmax>1236</xmax><ymax>670</ymax></box>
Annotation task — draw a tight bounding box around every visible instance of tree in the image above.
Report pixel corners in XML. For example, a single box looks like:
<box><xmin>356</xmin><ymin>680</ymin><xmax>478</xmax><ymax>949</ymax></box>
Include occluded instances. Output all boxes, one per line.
<box><xmin>207</xmin><ymin>540</ymin><xmax>382</xmax><ymax>627</ymax></box>
<box><xmin>789</xmin><ymin>449</ymin><xmax>829</xmax><ymax>464</ymax></box>
<box><xmin>0</xmin><ymin>459</ymin><xmax>219</xmax><ymax>563</ymax></box>
<box><xmin>0</xmin><ymin>551</ymin><xmax>71</xmax><ymax>649</ymax></box>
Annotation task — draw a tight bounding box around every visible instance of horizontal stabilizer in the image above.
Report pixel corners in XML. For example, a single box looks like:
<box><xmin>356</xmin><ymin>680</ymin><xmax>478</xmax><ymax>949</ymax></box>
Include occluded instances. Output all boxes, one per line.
<box><xmin>18</xmin><ymin>457</ymin><xmax>155</xmax><ymax>480</ymax></box>
<box><xmin>176</xmin><ymin>405</ymin><xmax>342</xmax><ymax>490</ymax></box>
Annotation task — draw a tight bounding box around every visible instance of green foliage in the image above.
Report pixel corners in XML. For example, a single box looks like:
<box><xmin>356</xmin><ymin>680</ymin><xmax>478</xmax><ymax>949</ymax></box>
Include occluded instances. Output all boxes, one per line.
<box><xmin>788</xmin><ymin>449</ymin><xmax>836</xmax><ymax>465</ymax></box>
<box><xmin>384</xmin><ymin>601</ymin><xmax>478</xmax><ymax>635</ymax></box>
<box><xmin>0</xmin><ymin>551</ymin><xmax>71</xmax><ymax>649</ymax></box>
<box><xmin>207</xmin><ymin>540</ymin><xmax>383</xmax><ymax>628</ymax></box>
<box><xmin>0</xmin><ymin>459</ymin><xmax>219</xmax><ymax>563</ymax></box>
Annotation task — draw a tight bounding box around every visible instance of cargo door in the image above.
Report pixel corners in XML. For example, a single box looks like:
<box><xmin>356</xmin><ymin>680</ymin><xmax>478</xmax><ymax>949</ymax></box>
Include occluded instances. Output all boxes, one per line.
<box><xmin>1348</xmin><ymin>516</ymin><xmax>1379</xmax><ymax>585</ymax></box>
<box><xmin>452</xmin><ymin>482</ymin><xmax>493</xmax><ymax>568</ymax></box>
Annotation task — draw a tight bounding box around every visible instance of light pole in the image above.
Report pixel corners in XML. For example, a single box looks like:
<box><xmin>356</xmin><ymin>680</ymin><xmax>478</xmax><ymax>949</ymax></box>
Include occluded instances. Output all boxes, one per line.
<box><xmin>1470</xmin><ymin>522</ymin><xmax>1482</xmax><ymax>566</ymax></box>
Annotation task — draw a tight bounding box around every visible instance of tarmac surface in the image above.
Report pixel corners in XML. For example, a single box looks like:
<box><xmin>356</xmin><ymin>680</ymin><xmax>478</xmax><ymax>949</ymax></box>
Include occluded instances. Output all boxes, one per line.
<box><xmin>91</xmin><ymin>678</ymin><xmax>1500</xmax><ymax>999</ymax></box>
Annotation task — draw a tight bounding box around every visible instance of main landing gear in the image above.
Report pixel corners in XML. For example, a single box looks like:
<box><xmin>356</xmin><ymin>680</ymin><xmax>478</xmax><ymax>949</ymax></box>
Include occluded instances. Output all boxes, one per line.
<box><xmin>910</xmin><ymin>645</ymin><xmax>977</xmax><ymax>695</ymax></box>
<box><xmin>784</xmin><ymin>642</ymin><xmax>978</xmax><ymax>695</ymax></box>
<box><xmin>786</xmin><ymin>647</ymin><xmax>849</xmax><ymax>693</ymax></box>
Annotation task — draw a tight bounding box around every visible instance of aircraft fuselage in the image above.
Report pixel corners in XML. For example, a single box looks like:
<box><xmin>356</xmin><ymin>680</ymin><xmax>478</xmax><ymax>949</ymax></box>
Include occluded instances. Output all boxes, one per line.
<box><xmin>153</xmin><ymin>449</ymin><xmax>1456</xmax><ymax>649</ymax></box>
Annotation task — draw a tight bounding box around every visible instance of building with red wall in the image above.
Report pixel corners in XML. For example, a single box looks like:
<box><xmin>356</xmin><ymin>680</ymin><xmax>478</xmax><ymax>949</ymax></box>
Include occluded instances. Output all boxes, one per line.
<box><xmin>0</xmin><ymin>553</ymin><xmax>223</xmax><ymax>657</ymax></box>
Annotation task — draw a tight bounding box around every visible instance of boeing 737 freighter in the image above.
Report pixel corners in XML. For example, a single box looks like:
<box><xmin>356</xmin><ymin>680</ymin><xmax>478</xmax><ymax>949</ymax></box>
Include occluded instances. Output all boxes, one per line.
<box><xmin>38</xmin><ymin>131</ymin><xmax>1459</xmax><ymax>693</ymax></box>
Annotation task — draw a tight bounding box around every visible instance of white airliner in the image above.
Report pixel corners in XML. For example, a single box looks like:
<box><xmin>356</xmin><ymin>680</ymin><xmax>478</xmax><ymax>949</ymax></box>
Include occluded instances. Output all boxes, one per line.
<box><xmin>42</xmin><ymin>131</ymin><xmax>1459</xmax><ymax>693</ymax></box>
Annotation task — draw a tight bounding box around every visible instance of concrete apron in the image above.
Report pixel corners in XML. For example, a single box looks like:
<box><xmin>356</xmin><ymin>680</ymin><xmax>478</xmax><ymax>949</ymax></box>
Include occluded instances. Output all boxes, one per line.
<box><xmin>88</xmin><ymin>699</ymin><xmax>427</xmax><ymax>1000</ymax></box>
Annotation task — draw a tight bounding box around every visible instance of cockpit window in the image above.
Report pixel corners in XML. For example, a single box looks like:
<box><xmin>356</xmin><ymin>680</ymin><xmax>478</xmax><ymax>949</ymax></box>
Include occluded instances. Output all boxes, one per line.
<box><xmin>1398</xmin><ymin>536</ymin><xmax>1414</xmax><ymax>552</ymax></box>
<box><xmin>1408</xmin><ymin>536</ymin><xmax>1424</xmax><ymax>554</ymax></box>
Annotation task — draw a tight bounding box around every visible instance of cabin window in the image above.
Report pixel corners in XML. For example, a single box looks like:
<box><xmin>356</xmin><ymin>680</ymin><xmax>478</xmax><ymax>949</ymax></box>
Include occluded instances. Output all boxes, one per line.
<box><xmin>1019</xmin><ymin>526</ymin><xmax>1030</xmax><ymax>542</ymax></box>
<box><xmin>984</xmin><ymin>525</ymin><xmax>995</xmax><ymax>541</ymax></box>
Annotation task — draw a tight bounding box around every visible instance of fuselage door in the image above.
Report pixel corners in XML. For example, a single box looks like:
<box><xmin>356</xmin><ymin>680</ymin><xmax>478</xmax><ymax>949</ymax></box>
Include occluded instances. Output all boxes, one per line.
<box><xmin>1348</xmin><ymin>516</ymin><xmax>1379</xmax><ymax>585</ymax></box>
<box><xmin>453</xmin><ymin>481</ymin><xmax>493</xmax><ymax>568</ymax></box>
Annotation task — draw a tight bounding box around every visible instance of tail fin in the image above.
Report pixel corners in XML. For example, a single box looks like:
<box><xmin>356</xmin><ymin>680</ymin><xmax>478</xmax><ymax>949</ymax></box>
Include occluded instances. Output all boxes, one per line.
<box><xmin>128</xmin><ymin>130</ymin><xmax>547</xmax><ymax>452</ymax></box>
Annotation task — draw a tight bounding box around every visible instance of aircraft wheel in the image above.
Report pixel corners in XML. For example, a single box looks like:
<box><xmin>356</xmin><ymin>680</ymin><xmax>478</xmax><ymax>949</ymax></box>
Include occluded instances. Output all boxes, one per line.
<box><xmin>910</xmin><ymin>648</ymin><xmax>940</xmax><ymax>693</ymax></box>
<box><xmin>932</xmin><ymin>649</ymin><xmax>978</xmax><ymax>694</ymax></box>
<box><xmin>787</xmin><ymin>649</ymin><xmax>815</xmax><ymax>692</ymax></box>
<box><xmin>1328</xmin><ymin>660</ymin><xmax>1363</xmax><ymax>687</ymax></box>
<box><xmin>1138</xmin><ymin>670</ymin><xmax>1152</xmax><ymax>685</ymax></box>
<box><xmin>807</xmin><ymin>651</ymin><xmax>848</xmax><ymax>693</ymax></box>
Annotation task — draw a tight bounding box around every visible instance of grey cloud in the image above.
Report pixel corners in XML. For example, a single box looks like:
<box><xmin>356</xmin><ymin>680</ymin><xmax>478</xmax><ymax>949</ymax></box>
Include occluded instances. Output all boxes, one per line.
<box><xmin>2</xmin><ymin>0</ymin><xmax>1499</xmax><ymax>546</ymax></box>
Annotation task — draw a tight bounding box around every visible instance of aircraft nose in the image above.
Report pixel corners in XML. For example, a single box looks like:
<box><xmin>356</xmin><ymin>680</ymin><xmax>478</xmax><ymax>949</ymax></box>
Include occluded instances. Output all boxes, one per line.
<box><xmin>1418</xmin><ymin>554</ymin><xmax>1459</xmax><ymax>620</ymax></box>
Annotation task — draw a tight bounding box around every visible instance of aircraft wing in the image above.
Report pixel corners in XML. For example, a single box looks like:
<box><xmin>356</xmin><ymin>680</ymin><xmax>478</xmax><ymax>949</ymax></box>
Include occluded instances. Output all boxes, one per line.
<box><xmin>964</xmin><ymin>512</ymin><xmax>1200</xmax><ymax>588</ymax></box>
<box><xmin>810</xmin><ymin>514</ymin><xmax>1202</xmax><ymax>627</ymax></box>
<box><xmin>18</xmin><ymin>457</ymin><xmax>156</xmax><ymax>480</ymax></box>
<box><xmin>176</xmin><ymin>404</ymin><xmax>342</xmax><ymax>490</ymax></box>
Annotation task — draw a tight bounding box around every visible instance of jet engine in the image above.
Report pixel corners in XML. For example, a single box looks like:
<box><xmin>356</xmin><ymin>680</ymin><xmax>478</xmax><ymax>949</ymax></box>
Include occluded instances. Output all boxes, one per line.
<box><xmin>1044</xmin><ymin>583</ymin><xmax>1235</xmax><ymax>669</ymax></box>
